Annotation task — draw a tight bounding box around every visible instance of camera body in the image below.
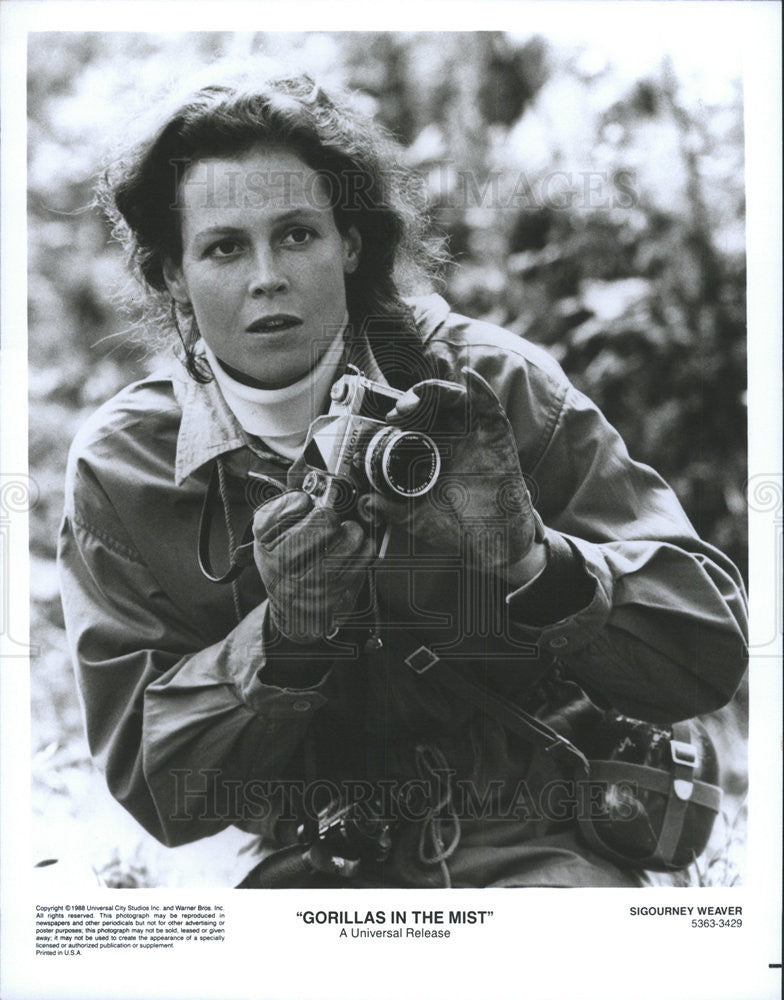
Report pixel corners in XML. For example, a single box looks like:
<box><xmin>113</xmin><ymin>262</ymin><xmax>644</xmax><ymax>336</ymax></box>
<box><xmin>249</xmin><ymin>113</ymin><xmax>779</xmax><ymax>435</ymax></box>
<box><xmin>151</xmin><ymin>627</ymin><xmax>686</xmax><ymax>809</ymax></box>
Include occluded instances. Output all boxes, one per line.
<box><xmin>298</xmin><ymin>367</ymin><xmax>441</xmax><ymax>514</ymax></box>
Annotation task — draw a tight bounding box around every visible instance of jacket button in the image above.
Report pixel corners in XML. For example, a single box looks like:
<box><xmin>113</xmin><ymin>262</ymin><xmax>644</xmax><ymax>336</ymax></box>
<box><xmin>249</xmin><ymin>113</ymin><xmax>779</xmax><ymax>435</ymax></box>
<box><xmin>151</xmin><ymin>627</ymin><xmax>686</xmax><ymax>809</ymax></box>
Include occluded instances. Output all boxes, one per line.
<box><xmin>292</xmin><ymin>700</ymin><xmax>312</xmax><ymax>712</ymax></box>
<box><xmin>549</xmin><ymin>636</ymin><xmax>569</xmax><ymax>649</ymax></box>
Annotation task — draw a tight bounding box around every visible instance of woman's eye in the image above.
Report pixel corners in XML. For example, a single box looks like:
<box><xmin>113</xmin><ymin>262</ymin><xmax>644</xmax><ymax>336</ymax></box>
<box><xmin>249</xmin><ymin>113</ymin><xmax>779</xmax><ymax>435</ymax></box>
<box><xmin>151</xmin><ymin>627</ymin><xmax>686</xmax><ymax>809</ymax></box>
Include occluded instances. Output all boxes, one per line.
<box><xmin>281</xmin><ymin>227</ymin><xmax>315</xmax><ymax>247</ymax></box>
<box><xmin>208</xmin><ymin>239</ymin><xmax>242</xmax><ymax>258</ymax></box>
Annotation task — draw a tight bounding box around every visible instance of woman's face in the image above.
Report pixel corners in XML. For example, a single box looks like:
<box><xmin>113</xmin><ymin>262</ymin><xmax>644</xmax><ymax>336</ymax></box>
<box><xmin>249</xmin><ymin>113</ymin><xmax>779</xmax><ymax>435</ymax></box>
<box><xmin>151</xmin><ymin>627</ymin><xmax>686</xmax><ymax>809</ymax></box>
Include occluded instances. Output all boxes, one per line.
<box><xmin>163</xmin><ymin>145</ymin><xmax>360</xmax><ymax>388</ymax></box>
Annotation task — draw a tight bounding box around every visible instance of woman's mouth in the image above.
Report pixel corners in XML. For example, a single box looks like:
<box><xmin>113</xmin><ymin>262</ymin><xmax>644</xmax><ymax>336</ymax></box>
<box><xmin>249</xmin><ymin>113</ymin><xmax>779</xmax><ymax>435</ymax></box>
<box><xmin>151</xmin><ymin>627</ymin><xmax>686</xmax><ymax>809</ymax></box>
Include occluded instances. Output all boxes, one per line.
<box><xmin>246</xmin><ymin>315</ymin><xmax>303</xmax><ymax>334</ymax></box>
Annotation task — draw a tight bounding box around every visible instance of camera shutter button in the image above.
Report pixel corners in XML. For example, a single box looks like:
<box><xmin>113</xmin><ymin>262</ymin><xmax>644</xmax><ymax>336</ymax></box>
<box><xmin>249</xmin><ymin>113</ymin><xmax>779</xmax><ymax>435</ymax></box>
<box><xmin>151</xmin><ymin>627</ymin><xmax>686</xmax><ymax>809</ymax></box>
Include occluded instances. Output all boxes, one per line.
<box><xmin>330</xmin><ymin>380</ymin><xmax>350</xmax><ymax>403</ymax></box>
<box><xmin>302</xmin><ymin>470</ymin><xmax>325</xmax><ymax>497</ymax></box>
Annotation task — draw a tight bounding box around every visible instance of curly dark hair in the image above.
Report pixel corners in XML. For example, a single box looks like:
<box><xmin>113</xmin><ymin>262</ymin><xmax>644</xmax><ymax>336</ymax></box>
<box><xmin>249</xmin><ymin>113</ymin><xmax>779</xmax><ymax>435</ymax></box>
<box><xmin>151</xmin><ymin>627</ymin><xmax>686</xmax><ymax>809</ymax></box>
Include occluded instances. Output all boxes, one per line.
<box><xmin>98</xmin><ymin>68</ymin><xmax>445</xmax><ymax>386</ymax></box>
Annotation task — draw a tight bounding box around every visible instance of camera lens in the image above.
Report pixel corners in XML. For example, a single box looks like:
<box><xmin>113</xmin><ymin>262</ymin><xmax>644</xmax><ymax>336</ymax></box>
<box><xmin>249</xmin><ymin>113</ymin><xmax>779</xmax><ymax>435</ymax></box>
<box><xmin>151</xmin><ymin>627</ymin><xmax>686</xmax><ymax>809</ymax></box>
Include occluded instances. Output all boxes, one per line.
<box><xmin>364</xmin><ymin>427</ymin><xmax>440</xmax><ymax>498</ymax></box>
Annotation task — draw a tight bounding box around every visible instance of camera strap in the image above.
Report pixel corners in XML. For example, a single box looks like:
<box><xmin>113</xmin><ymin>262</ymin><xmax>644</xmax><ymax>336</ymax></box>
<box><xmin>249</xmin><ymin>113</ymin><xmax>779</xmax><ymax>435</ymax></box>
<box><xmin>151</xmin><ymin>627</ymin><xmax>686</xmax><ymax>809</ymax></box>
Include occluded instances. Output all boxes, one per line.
<box><xmin>197</xmin><ymin>460</ymin><xmax>256</xmax><ymax>584</ymax></box>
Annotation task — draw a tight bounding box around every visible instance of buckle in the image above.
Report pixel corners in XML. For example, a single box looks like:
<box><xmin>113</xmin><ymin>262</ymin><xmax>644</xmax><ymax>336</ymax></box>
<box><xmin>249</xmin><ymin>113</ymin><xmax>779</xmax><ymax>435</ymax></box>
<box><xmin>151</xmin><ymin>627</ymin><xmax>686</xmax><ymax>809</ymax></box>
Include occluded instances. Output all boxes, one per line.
<box><xmin>404</xmin><ymin>646</ymin><xmax>439</xmax><ymax>674</ymax></box>
<box><xmin>671</xmin><ymin>739</ymin><xmax>696</xmax><ymax>801</ymax></box>
<box><xmin>670</xmin><ymin>739</ymin><xmax>697</xmax><ymax>769</ymax></box>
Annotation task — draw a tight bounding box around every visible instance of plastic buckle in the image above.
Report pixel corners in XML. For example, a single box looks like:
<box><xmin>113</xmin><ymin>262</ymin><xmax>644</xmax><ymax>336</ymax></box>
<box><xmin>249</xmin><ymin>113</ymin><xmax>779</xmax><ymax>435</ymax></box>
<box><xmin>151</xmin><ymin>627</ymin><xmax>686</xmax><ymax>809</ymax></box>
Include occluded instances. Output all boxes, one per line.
<box><xmin>404</xmin><ymin>646</ymin><xmax>439</xmax><ymax>674</ymax></box>
<box><xmin>670</xmin><ymin>739</ymin><xmax>697</xmax><ymax>801</ymax></box>
<box><xmin>670</xmin><ymin>740</ymin><xmax>697</xmax><ymax>769</ymax></box>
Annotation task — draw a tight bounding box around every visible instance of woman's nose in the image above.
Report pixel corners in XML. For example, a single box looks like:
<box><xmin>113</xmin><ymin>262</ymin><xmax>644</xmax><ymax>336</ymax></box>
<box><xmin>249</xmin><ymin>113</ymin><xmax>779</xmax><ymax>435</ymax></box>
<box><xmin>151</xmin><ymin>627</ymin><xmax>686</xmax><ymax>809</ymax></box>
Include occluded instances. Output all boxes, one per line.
<box><xmin>248</xmin><ymin>253</ymin><xmax>289</xmax><ymax>297</ymax></box>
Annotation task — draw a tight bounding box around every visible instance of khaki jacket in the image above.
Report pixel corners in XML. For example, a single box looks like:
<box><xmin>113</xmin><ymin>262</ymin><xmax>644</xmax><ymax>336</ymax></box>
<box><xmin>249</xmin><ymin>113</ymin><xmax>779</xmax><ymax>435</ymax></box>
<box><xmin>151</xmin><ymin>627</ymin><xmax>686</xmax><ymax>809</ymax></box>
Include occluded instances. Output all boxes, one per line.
<box><xmin>58</xmin><ymin>295</ymin><xmax>748</xmax><ymax>855</ymax></box>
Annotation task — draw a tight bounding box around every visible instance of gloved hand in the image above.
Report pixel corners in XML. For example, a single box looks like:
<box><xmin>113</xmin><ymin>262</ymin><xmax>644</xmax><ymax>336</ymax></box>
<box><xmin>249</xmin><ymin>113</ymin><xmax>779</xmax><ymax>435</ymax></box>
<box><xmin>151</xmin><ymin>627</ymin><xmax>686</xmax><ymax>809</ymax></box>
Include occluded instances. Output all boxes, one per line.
<box><xmin>367</xmin><ymin>367</ymin><xmax>547</xmax><ymax>585</ymax></box>
<box><xmin>253</xmin><ymin>490</ymin><xmax>376</xmax><ymax>644</ymax></box>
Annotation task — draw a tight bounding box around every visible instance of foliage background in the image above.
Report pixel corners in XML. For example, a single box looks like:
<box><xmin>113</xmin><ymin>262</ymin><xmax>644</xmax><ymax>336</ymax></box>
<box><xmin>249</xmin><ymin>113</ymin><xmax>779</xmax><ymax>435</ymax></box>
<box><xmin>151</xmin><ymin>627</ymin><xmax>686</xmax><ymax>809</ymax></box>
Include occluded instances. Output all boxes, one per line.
<box><xmin>27</xmin><ymin>31</ymin><xmax>748</xmax><ymax>886</ymax></box>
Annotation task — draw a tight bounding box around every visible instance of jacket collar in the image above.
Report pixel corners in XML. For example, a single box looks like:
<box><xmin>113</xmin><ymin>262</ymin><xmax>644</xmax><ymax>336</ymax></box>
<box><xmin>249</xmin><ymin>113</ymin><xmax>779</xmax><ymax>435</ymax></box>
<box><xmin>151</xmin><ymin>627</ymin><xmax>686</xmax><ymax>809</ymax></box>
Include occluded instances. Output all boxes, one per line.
<box><xmin>171</xmin><ymin>294</ymin><xmax>452</xmax><ymax>486</ymax></box>
<box><xmin>171</xmin><ymin>360</ymin><xmax>250</xmax><ymax>486</ymax></box>
<box><xmin>408</xmin><ymin>292</ymin><xmax>450</xmax><ymax>342</ymax></box>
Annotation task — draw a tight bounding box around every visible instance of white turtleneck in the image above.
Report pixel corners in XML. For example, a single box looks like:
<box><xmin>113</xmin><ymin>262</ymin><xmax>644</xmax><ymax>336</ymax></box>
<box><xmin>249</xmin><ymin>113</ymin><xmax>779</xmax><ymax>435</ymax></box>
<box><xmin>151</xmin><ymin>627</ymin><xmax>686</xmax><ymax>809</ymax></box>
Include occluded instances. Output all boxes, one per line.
<box><xmin>202</xmin><ymin>322</ymin><xmax>347</xmax><ymax>460</ymax></box>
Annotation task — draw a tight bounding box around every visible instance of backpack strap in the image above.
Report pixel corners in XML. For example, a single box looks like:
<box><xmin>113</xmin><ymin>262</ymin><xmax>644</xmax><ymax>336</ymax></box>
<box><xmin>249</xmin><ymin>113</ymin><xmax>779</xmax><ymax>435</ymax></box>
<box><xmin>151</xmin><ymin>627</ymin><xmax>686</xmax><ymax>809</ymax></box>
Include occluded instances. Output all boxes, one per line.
<box><xmin>401</xmin><ymin>640</ymin><xmax>590</xmax><ymax>775</ymax></box>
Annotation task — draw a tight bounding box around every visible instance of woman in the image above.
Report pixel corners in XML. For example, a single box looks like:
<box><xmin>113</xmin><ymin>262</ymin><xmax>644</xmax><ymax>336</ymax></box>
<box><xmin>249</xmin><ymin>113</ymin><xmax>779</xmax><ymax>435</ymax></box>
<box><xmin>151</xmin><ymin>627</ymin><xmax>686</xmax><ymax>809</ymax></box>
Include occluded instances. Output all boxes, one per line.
<box><xmin>58</xmin><ymin>69</ymin><xmax>748</xmax><ymax>887</ymax></box>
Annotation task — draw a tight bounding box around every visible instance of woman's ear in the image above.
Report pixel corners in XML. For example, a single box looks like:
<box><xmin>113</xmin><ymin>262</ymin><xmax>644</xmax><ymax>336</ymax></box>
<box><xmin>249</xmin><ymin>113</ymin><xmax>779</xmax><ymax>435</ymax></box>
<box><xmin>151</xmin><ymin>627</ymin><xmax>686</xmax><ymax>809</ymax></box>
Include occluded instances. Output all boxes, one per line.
<box><xmin>162</xmin><ymin>258</ymin><xmax>190</xmax><ymax>307</ymax></box>
<box><xmin>343</xmin><ymin>226</ymin><xmax>362</xmax><ymax>275</ymax></box>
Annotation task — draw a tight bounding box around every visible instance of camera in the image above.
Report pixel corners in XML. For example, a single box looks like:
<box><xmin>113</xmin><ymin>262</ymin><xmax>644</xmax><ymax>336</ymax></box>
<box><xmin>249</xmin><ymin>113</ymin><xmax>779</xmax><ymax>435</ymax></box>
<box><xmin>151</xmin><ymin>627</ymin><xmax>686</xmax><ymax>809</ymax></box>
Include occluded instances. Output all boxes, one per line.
<box><xmin>297</xmin><ymin>366</ymin><xmax>441</xmax><ymax>514</ymax></box>
<box><xmin>301</xmin><ymin>793</ymin><xmax>396</xmax><ymax>875</ymax></box>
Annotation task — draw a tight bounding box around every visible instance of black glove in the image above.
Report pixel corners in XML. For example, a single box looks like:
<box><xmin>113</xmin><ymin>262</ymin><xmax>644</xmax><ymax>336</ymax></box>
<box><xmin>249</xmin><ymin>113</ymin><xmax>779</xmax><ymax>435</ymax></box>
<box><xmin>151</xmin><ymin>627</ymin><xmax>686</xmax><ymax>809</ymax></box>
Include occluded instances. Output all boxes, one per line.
<box><xmin>367</xmin><ymin>367</ymin><xmax>547</xmax><ymax>585</ymax></box>
<box><xmin>253</xmin><ymin>490</ymin><xmax>375</xmax><ymax>644</ymax></box>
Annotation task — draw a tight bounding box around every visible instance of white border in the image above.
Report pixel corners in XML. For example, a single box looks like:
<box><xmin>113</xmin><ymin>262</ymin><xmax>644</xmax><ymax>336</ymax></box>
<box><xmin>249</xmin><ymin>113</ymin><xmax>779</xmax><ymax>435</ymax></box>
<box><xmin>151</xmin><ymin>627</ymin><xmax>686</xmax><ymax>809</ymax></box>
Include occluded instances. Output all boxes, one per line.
<box><xmin>3</xmin><ymin>4</ymin><xmax>781</xmax><ymax>1000</ymax></box>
